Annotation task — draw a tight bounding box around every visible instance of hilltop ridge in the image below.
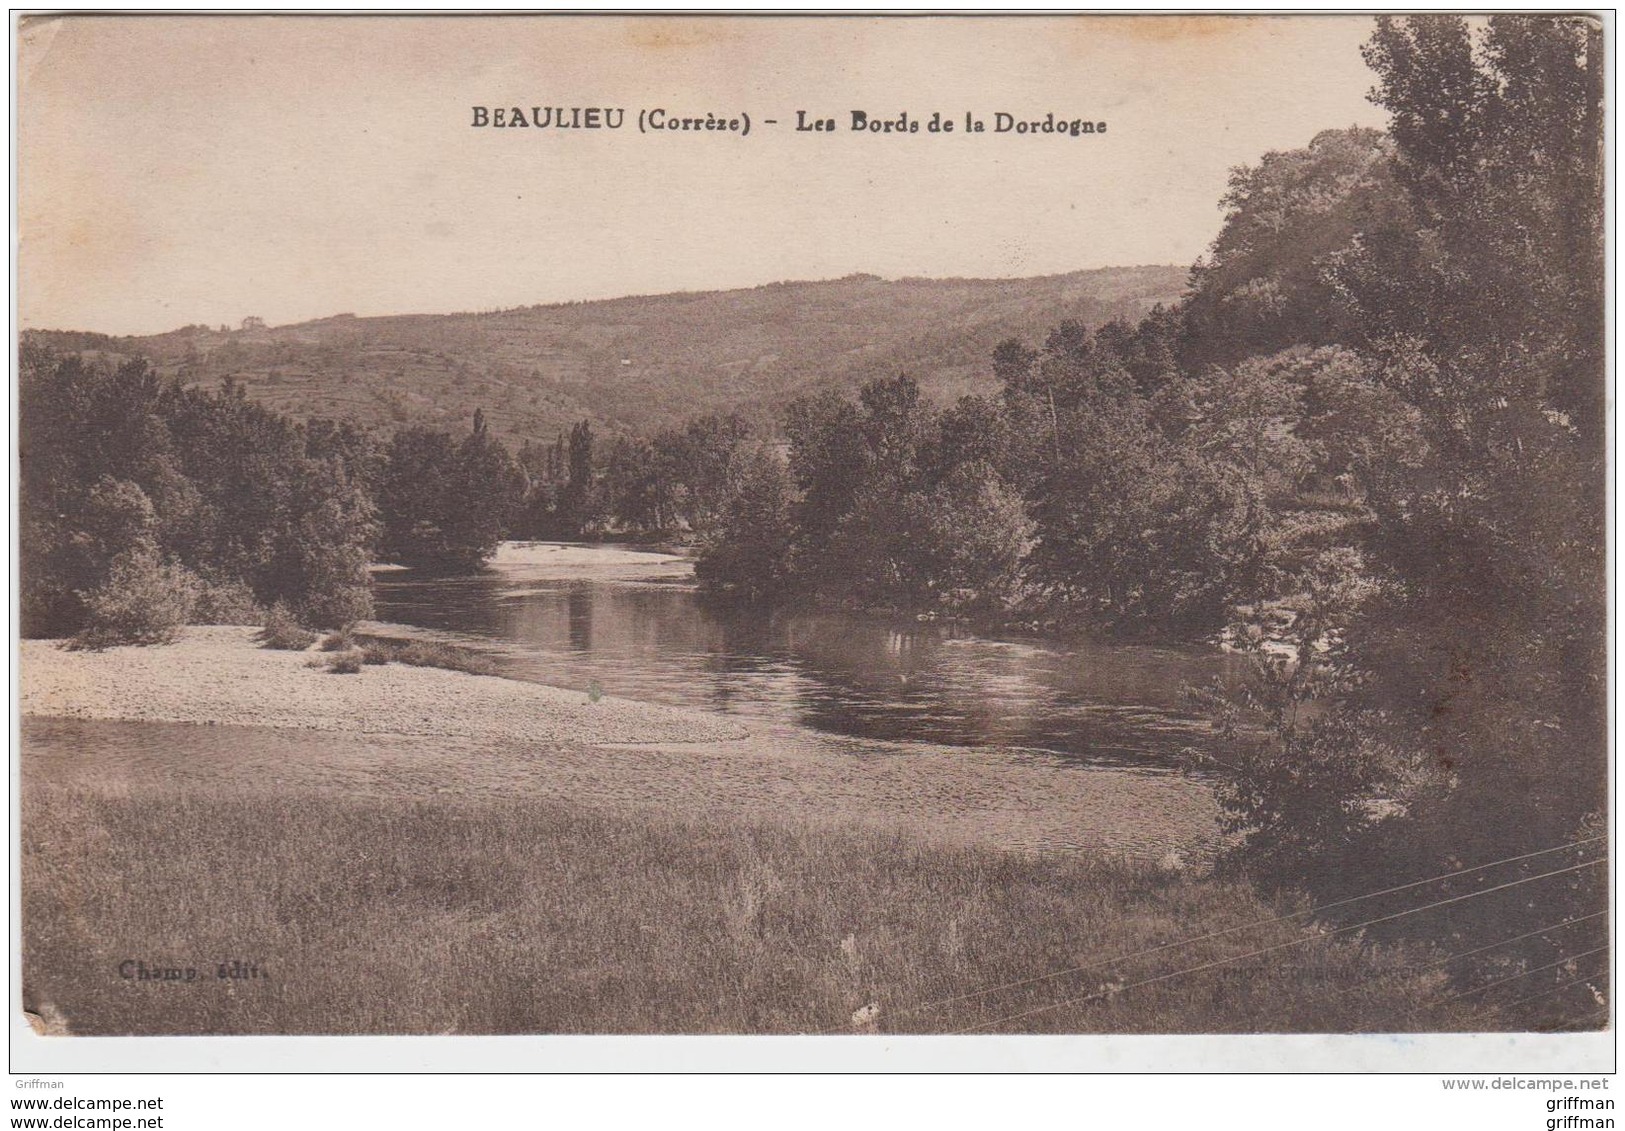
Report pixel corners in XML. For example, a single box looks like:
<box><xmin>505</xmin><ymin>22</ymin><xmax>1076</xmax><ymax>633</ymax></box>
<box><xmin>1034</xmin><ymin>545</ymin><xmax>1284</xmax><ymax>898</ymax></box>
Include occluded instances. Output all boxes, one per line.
<box><xmin>24</xmin><ymin>265</ymin><xmax>1187</xmax><ymax>443</ymax></box>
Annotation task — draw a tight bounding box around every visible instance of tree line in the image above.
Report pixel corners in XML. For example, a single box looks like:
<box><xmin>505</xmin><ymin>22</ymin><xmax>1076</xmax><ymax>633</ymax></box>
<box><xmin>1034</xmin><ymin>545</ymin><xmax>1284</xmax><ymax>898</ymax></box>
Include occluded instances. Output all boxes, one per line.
<box><xmin>20</xmin><ymin>353</ymin><xmax>378</xmax><ymax>644</ymax></box>
<box><xmin>18</xmin><ymin>348</ymin><xmax>767</xmax><ymax>639</ymax></box>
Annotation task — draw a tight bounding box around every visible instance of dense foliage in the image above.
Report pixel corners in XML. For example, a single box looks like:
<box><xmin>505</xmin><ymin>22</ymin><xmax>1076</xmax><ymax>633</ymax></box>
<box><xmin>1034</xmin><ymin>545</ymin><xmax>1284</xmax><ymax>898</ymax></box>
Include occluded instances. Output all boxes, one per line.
<box><xmin>377</xmin><ymin>411</ymin><xmax>525</xmax><ymax>571</ymax></box>
<box><xmin>1188</xmin><ymin>16</ymin><xmax>1606</xmax><ymax>977</ymax></box>
<box><xmin>694</xmin><ymin>376</ymin><xmax>1037</xmax><ymax>613</ymax></box>
<box><xmin>20</xmin><ymin>349</ymin><xmax>378</xmax><ymax>640</ymax></box>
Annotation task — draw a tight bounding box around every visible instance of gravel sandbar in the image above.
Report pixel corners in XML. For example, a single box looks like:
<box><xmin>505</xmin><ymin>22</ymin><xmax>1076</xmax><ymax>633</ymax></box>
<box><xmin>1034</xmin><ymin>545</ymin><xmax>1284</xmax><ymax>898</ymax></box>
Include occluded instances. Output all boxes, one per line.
<box><xmin>20</xmin><ymin>626</ymin><xmax>748</xmax><ymax>745</ymax></box>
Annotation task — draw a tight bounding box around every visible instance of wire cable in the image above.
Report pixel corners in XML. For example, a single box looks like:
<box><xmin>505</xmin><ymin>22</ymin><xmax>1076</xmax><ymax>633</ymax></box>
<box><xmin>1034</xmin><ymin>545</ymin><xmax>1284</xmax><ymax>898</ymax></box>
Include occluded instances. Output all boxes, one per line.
<box><xmin>1411</xmin><ymin>945</ymin><xmax>1611</xmax><ymax>1015</ymax></box>
<box><xmin>1465</xmin><ymin>962</ymin><xmax>1609</xmax><ymax>1025</ymax></box>
<box><xmin>879</xmin><ymin>834</ymin><xmax>1606</xmax><ymax>1028</ymax></box>
<box><xmin>951</xmin><ymin>856</ymin><xmax>1605</xmax><ymax>1034</ymax></box>
<box><xmin>1292</xmin><ymin>910</ymin><xmax>1608</xmax><ymax>1015</ymax></box>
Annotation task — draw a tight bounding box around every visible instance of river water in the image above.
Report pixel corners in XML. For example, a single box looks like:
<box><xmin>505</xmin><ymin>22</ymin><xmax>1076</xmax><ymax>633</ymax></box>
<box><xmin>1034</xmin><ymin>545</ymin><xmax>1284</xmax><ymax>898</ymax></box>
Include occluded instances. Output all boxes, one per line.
<box><xmin>371</xmin><ymin>545</ymin><xmax>1244</xmax><ymax>770</ymax></box>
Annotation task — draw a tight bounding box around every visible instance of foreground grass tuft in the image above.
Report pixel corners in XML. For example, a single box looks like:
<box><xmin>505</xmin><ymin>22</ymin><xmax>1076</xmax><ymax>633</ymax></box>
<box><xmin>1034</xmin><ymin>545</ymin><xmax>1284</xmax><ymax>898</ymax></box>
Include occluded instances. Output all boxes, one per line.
<box><xmin>19</xmin><ymin>785</ymin><xmax>1520</xmax><ymax>1037</ymax></box>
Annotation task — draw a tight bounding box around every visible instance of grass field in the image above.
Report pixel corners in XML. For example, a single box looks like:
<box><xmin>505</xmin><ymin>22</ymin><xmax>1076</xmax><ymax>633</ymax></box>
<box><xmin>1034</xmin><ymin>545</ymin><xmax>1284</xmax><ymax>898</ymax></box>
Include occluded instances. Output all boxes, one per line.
<box><xmin>21</xmin><ymin>783</ymin><xmax>1501</xmax><ymax>1036</ymax></box>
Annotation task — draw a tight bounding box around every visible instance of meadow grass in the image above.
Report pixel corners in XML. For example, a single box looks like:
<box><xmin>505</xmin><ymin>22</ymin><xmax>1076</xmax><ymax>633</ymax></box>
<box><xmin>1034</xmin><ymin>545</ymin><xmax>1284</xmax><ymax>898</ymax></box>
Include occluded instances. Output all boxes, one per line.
<box><xmin>18</xmin><ymin>783</ymin><xmax>1504</xmax><ymax>1037</ymax></box>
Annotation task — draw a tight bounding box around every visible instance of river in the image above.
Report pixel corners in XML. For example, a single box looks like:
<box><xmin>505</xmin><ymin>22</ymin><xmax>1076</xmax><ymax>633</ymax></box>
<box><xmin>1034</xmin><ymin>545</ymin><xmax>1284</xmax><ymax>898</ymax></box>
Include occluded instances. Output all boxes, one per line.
<box><xmin>371</xmin><ymin>542</ymin><xmax>1245</xmax><ymax>771</ymax></box>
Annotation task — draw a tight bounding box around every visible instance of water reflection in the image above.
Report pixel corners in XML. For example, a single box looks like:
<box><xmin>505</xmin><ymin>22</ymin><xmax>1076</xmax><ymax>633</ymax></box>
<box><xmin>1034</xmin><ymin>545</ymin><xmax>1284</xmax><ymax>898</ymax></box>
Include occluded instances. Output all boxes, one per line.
<box><xmin>566</xmin><ymin>588</ymin><xmax>593</xmax><ymax>652</ymax></box>
<box><xmin>373</xmin><ymin>565</ymin><xmax>1245</xmax><ymax>768</ymax></box>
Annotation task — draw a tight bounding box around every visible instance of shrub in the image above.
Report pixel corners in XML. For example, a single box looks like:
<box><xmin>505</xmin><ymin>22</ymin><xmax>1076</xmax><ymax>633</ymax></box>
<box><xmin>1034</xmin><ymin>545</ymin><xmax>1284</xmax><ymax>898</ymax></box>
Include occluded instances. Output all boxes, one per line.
<box><xmin>191</xmin><ymin>577</ymin><xmax>266</xmax><ymax>626</ymax></box>
<box><xmin>256</xmin><ymin>602</ymin><xmax>318</xmax><ymax>651</ymax></box>
<box><xmin>297</xmin><ymin>581</ymin><xmax>374</xmax><ymax>632</ymax></box>
<box><xmin>319</xmin><ymin>625</ymin><xmax>358</xmax><ymax>652</ymax></box>
<box><xmin>326</xmin><ymin>650</ymin><xmax>364</xmax><ymax>675</ymax></box>
<box><xmin>72</xmin><ymin>550</ymin><xmax>200</xmax><ymax>649</ymax></box>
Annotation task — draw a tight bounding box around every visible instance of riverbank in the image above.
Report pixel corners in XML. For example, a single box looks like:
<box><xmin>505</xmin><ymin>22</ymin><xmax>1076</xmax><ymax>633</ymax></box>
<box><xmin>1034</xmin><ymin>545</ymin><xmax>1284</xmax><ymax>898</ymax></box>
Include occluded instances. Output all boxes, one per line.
<box><xmin>21</xmin><ymin>624</ymin><xmax>1221</xmax><ymax>859</ymax></box>
<box><xmin>486</xmin><ymin>540</ymin><xmax>694</xmax><ymax>583</ymax></box>
<box><xmin>20</xmin><ymin>625</ymin><xmax>745</xmax><ymax>745</ymax></box>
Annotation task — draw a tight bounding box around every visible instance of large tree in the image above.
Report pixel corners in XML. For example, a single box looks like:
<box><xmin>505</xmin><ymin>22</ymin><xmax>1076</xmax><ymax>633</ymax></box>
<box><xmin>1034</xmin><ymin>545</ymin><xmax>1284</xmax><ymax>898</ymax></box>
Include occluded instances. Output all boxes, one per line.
<box><xmin>1181</xmin><ymin>127</ymin><xmax>1412</xmax><ymax>371</ymax></box>
<box><xmin>378</xmin><ymin>412</ymin><xmax>523</xmax><ymax>571</ymax></box>
<box><xmin>1210</xmin><ymin>16</ymin><xmax>1606</xmax><ymax>982</ymax></box>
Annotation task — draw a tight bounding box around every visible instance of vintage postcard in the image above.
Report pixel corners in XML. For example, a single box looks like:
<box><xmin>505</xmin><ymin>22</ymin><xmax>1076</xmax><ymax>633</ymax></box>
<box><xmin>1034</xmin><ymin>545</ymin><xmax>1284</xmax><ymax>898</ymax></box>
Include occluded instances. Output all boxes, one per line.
<box><xmin>12</xmin><ymin>13</ymin><xmax>1611</xmax><ymax>1074</ymax></box>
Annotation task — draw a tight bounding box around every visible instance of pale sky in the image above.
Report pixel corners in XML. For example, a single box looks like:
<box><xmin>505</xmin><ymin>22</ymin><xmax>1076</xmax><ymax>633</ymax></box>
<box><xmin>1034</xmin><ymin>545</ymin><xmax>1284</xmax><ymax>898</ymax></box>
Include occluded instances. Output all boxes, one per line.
<box><xmin>18</xmin><ymin>14</ymin><xmax>1388</xmax><ymax>336</ymax></box>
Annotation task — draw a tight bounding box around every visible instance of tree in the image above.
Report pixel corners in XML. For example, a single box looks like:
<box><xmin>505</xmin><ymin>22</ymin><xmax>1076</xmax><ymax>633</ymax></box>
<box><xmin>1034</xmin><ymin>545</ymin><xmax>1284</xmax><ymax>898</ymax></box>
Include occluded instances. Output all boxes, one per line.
<box><xmin>269</xmin><ymin>457</ymin><xmax>379</xmax><ymax>626</ymax></box>
<box><xmin>20</xmin><ymin>351</ymin><xmax>173</xmax><ymax>634</ymax></box>
<box><xmin>931</xmin><ymin>394</ymin><xmax>1022</xmax><ymax>490</ymax></box>
<box><xmin>513</xmin><ymin>431</ymin><xmax>568</xmax><ymax>539</ymax></box>
<box><xmin>655</xmin><ymin>413</ymin><xmax>753</xmax><ymax>531</ymax></box>
<box><xmin>1026</xmin><ymin>400</ymin><xmax>1260</xmax><ymax>638</ymax></box>
<box><xmin>1203</xmin><ymin>16</ymin><xmax>1607</xmax><ymax>982</ymax></box>
<box><xmin>855</xmin><ymin>375</ymin><xmax>934</xmax><ymax>482</ymax></box>
<box><xmin>449</xmin><ymin>410</ymin><xmax>525</xmax><ymax>559</ymax></box>
<box><xmin>693</xmin><ymin>447</ymin><xmax>798</xmax><ymax>603</ymax></box>
<box><xmin>737</xmin><ymin>373</ymin><xmax>1039</xmax><ymax>614</ymax></box>
<box><xmin>603</xmin><ymin>436</ymin><xmax>671</xmax><ymax>533</ymax></box>
<box><xmin>1351</xmin><ymin>13</ymin><xmax>1606</xmax><ymax>853</ymax></box>
<box><xmin>783</xmin><ymin>389</ymin><xmax>869</xmax><ymax>565</ymax></box>
<box><xmin>985</xmin><ymin>314</ymin><xmax>1275</xmax><ymax>638</ymax></box>
<box><xmin>1295</xmin><ymin>346</ymin><xmax>1424</xmax><ymax>495</ymax></box>
<box><xmin>1180</xmin><ymin>127</ymin><xmax>1411</xmax><ymax>370</ymax></box>
<box><xmin>1186</xmin><ymin>350</ymin><xmax>1319</xmax><ymax>498</ymax></box>
<box><xmin>379</xmin><ymin>427</ymin><xmax>459</xmax><ymax>567</ymax></box>
<box><xmin>911</xmin><ymin>464</ymin><xmax>1032</xmax><ymax>612</ymax></box>
<box><xmin>553</xmin><ymin>420</ymin><xmax>600</xmax><ymax>537</ymax></box>
<box><xmin>378</xmin><ymin>414</ymin><xmax>522</xmax><ymax>571</ymax></box>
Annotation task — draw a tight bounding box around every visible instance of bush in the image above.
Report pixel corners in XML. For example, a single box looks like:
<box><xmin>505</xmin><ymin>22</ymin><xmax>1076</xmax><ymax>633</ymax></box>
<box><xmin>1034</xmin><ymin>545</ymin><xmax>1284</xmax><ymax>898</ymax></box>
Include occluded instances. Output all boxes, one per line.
<box><xmin>326</xmin><ymin>650</ymin><xmax>364</xmax><ymax>675</ymax></box>
<box><xmin>72</xmin><ymin>550</ymin><xmax>200</xmax><ymax>650</ymax></box>
<box><xmin>319</xmin><ymin>625</ymin><xmax>358</xmax><ymax>652</ymax></box>
<box><xmin>297</xmin><ymin>581</ymin><xmax>374</xmax><ymax>632</ymax></box>
<box><xmin>191</xmin><ymin>577</ymin><xmax>266</xmax><ymax>626</ymax></box>
<box><xmin>256</xmin><ymin>602</ymin><xmax>318</xmax><ymax>651</ymax></box>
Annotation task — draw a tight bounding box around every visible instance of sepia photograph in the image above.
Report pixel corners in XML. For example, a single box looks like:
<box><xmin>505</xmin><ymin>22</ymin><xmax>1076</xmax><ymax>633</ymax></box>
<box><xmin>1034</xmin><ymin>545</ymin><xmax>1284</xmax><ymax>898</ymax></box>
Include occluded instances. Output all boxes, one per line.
<box><xmin>11</xmin><ymin>12</ymin><xmax>1611</xmax><ymax>1074</ymax></box>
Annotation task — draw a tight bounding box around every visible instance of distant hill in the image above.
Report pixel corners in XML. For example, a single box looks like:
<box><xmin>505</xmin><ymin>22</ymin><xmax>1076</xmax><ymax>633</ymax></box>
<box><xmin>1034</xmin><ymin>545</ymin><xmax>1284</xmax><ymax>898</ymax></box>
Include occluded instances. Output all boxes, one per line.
<box><xmin>24</xmin><ymin>266</ymin><xmax>1187</xmax><ymax>446</ymax></box>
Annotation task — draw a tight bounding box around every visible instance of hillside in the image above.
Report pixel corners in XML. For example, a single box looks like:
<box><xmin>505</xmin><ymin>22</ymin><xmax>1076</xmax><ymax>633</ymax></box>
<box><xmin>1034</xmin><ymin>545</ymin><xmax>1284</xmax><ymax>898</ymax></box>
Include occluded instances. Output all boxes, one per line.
<box><xmin>25</xmin><ymin>266</ymin><xmax>1187</xmax><ymax>445</ymax></box>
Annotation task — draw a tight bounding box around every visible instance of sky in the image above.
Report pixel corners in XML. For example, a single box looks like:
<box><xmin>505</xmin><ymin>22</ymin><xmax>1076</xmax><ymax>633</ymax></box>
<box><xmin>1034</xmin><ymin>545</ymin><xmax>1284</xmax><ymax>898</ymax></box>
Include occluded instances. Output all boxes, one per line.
<box><xmin>18</xmin><ymin>15</ymin><xmax>1389</xmax><ymax>336</ymax></box>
